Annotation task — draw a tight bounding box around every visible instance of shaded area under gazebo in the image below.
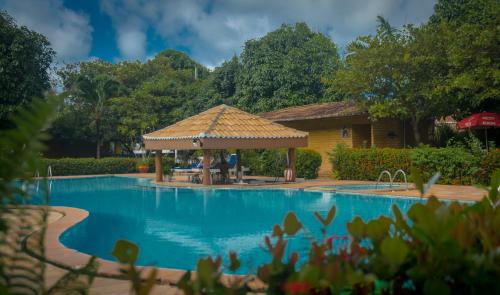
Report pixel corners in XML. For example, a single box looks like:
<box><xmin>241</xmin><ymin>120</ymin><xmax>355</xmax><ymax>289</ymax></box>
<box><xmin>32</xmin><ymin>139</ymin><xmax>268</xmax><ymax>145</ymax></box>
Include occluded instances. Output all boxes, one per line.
<box><xmin>142</xmin><ymin>104</ymin><xmax>308</xmax><ymax>185</ymax></box>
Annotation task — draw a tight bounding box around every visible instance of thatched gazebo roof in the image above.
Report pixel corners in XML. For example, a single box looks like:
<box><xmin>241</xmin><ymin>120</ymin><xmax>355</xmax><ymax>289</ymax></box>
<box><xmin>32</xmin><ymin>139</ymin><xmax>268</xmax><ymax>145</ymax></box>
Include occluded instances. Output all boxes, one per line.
<box><xmin>143</xmin><ymin>104</ymin><xmax>308</xmax><ymax>150</ymax></box>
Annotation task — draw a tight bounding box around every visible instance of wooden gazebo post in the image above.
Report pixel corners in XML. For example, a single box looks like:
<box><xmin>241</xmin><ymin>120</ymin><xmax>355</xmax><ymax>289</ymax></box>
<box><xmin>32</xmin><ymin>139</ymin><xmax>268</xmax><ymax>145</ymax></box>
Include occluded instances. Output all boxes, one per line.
<box><xmin>287</xmin><ymin>148</ymin><xmax>296</xmax><ymax>182</ymax></box>
<box><xmin>155</xmin><ymin>150</ymin><xmax>163</xmax><ymax>182</ymax></box>
<box><xmin>202</xmin><ymin>149</ymin><xmax>211</xmax><ymax>185</ymax></box>
<box><xmin>236</xmin><ymin>149</ymin><xmax>242</xmax><ymax>182</ymax></box>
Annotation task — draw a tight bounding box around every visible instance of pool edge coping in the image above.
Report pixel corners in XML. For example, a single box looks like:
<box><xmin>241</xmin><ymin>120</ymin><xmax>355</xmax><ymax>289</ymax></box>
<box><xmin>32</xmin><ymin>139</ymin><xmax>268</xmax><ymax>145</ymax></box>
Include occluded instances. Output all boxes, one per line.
<box><xmin>23</xmin><ymin>205</ymin><xmax>265</xmax><ymax>290</ymax></box>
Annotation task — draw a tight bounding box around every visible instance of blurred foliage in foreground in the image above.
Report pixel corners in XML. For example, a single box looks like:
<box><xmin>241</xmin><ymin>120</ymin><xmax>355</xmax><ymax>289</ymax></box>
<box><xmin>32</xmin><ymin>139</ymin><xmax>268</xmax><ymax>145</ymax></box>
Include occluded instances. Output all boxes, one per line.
<box><xmin>0</xmin><ymin>96</ymin><xmax>98</xmax><ymax>294</ymax></box>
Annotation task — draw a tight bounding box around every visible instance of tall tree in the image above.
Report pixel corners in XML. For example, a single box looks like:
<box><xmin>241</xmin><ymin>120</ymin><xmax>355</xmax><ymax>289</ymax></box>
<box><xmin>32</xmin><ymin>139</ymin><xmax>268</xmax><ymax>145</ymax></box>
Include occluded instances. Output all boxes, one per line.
<box><xmin>330</xmin><ymin>18</ymin><xmax>450</xmax><ymax>144</ymax></box>
<box><xmin>430</xmin><ymin>0</ymin><xmax>499</xmax><ymax>28</ymax></box>
<box><xmin>235</xmin><ymin>23</ymin><xmax>339</xmax><ymax>113</ymax></box>
<box><xmin>430</xmin><ymin>0</ymin><xmax>500</xmax><ymax>115</ymax></box>
<box><xmin>212</xmin><ymin>55</ymin><xmax>240</xmax><ymax>101</ymax></box>
<box><xmin>58</xmin><ymin>61</ymin><xmax>120</xmax><ymax>158</ymax></box>
<box><xmin>0</xmin><ymin>11</ymin><xmax>54</xmax><ymax>125</ymax></box>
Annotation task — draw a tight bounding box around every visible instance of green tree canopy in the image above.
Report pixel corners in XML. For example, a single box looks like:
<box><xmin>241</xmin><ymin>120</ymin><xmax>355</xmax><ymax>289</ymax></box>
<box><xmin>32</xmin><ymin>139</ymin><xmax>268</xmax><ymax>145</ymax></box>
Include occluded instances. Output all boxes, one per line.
<box><xmin>212</xmin><ymin>55</ymin><xmax>240</xmax><ymax>101</ymax></box>
<box><xmin>0</xmin><ymin>11</ymin><xmax>54</xmax><ymax>125</ymax></box>
<box><xmin>58</xmin><ymin>61</ymin><xmax>121</xmax><ymax>158</ymax></box>
<box><xmin>430</xmin><ymin>0</ymin><xmax>499</xmax><ymax>28</ymax></box>
<box><xmin>430</xmin><ymin>0</ymin><xmax>500</xmax><ymax>115</ymax></box>
<box><xmin>53</xmin><ymin>50</ymin><xmax>215</xmax><ymax>155</ymax></box>
<box><xmin>235</xmin><ymin>23</ymin><xmax>340</xmax><ymax>113</ymax></box>
<box><xmin>329</xmin><ymin>17</ymin><xmax>450</xmax><ymax>144</ymax></box>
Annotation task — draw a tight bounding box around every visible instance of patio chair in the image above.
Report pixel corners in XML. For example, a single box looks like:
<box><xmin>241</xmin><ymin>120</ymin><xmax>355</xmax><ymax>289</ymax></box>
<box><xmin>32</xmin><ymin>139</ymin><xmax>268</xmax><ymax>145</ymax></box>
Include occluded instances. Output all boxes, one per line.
<box><xmin>227</xmin><ymin>153</ymin><xmax>250</xmax><ymax>177</ymax></box>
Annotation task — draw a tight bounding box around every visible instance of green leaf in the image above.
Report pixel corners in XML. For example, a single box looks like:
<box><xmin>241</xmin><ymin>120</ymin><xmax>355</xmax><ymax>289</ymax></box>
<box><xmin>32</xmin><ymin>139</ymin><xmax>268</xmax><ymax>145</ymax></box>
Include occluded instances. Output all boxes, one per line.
<box><xmin>347</xmin><ymin>216</ymin><xmax>366</xmax><ymax>239</ymax></box>
<box><xmin>487</xmin><ymin>169</ymin><xmax>500</xmax><ymax>204</ymax></box>
<box><xmin>228</xmin><ymin>251</ymin><xmax>241</xmax><ymax>272</ymax></box>
<box><xmin>366</xmin><ymin>216</ymin><xmax>392</xmax><ymax>242</ymax></box>
<box><xmin>380</xmin><ymin>237</ymin><xmax>409</xmax><ymax>267</ymax></box>
<box><xmin>314</xmin><ymin>206</ymin><xmax>336</xmax><ymax>227</ymax></box>
<box><xmin>139</xmin><ymin>269</ymin><xmax>158</xmax><ymax>295</ymax></box>
<box><xmin>411</xmin><ymin>167</ymin><xmax>424</xmax><ymax>196</ymax></box>
<box><xmin>392</xmin><ymin>205</ymin><xmax>410</xmax><ymax>232</ymax></box>
<box><xmin>196</xmin><ymin>258</ymin><xmax>216</xmax><ymax>288</ymax></box>
<box><xmin>283</xmin><ymin>212</ymin><xmax>302</xmax><ymax>236</ymax></box>
<box><xmin>112</xmin><ymin>240</ymin><xmax>139</xmax><ymax>264</ymax></box>
<box><xmin>298</xmin><ymin>265</ymin><xmax>321</xmax><ymax>284</ymax></box>
<box><xmin>272</xmin><ymin>224</ymin><xmax>283</xmax><ymax>237</ymax></box>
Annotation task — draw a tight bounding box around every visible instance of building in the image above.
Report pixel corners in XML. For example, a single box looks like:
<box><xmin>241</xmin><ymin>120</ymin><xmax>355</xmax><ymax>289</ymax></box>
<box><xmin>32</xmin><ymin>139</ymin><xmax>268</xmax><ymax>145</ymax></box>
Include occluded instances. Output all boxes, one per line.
<box><xmin>260</xmin><ymin>101</ymin><xmax>413</xmax><ymax>177</ymax></box>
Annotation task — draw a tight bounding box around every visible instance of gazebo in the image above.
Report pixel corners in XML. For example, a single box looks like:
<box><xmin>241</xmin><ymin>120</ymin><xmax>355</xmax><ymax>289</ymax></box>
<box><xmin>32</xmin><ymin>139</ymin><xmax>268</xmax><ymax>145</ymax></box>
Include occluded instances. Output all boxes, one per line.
<box><xmin>142</xmin><ymin>104</ymin><xmax>308</xmax><ymax>185</ymax></box>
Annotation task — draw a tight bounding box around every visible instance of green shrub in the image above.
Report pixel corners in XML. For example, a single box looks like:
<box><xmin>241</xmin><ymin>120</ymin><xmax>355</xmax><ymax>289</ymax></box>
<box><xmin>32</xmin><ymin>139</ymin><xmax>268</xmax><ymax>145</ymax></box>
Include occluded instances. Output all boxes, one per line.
<box><xmin>41</xmin><ymin>157</ymin><xmax>140</xmax><ymax>176</ymax></box>
<box><xmin>330</xmin><ymin>145</ymin><xmax>499</xmax><ymax>185</ymax></box>
<box><xmin>242</xmin><ymin>149</ymin><xmax>322</xmax><ymax>179</ymax></box>
<box><xmin>162</xmin><ymin>156</ymin><xmax>175</xmax><ymax>176</ymax></box>
<box><xmin>410</xmin><ymin>147</ymin><xmax>481</xmax><ymax>184</ymax></box>
<box><xmin>259</xmin><ymin>150</ymin><xmax>287</xmax><ymax>178</ymax></box>
<box><xmin>478</xmin><ymin>149</ymin><xmax>500</xmax><ymax>184</ymax></box>
<box><xmin>296</xmin><ymin>149</ymin><xmax>322</xmax><ymax>179</ymax></box>
<box><xmin>329</xmin><ymin>145</ymin><xmax>411</xmax><ymax>180</ymax></box>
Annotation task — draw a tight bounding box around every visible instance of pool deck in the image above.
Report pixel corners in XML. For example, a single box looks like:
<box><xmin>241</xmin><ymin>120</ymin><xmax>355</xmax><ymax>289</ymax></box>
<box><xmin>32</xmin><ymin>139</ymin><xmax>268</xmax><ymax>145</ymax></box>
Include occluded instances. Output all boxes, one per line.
<box><xmin>49</xmin><ymin>173</ymin><xmax>487</xmax><ymax>202</ymax></box>
<box><xmin>23</xmin><ymin>173</ymin><xmax>487</xmax><ymax>294</ymax></box>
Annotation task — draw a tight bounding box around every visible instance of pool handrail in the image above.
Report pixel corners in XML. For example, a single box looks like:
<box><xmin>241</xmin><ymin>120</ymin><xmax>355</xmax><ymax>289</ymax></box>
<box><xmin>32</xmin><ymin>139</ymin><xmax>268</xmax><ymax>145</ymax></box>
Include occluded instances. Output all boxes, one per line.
<box><xmin>393</xmin><ymin>169</ymin><xmax>409</xmax><ymax>190</ymax></box>
<box><xmin>376</xmin><ymin>170</ymin><xmax>393</xmax><ymax>189</ymax></box>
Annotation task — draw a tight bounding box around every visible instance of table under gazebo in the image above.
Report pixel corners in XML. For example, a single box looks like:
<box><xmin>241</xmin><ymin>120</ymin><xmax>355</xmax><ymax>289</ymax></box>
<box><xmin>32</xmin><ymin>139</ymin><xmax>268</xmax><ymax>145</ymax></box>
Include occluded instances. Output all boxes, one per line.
<box><xmin>142</xmin><ymin>104</ymin><xmax>309</xmax><ymax>185</ymax></box>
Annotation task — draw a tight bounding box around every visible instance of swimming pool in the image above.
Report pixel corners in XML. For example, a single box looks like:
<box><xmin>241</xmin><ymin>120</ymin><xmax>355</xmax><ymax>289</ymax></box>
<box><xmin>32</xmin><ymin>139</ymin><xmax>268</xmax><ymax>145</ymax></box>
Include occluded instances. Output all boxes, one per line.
<box><xmin>29</xmin><ymin>176</ymin><xmax>422</xmax><ymax>273</ymax></box>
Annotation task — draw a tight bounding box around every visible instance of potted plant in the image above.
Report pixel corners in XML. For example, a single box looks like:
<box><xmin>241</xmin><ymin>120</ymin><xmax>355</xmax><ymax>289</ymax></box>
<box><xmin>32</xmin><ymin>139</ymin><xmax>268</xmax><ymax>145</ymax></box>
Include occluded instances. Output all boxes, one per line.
<box><xmin>137</xmin><ymin>158</ymin><xmax>149</xmax><ymax>173</ymax></box>
<box><xmin>163</xmin><ymin>157</ymin><xmax>174</xmax><ymax>182</ymax></box>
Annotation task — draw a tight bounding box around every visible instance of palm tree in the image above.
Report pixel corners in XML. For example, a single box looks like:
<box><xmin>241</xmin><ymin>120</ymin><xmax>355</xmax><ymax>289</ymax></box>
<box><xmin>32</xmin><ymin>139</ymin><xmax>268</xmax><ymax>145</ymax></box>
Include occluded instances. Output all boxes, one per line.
<box><xmin>72</xmin><ymin>73</ymin><xmax>120</xmax><ymax>158</ymax></box>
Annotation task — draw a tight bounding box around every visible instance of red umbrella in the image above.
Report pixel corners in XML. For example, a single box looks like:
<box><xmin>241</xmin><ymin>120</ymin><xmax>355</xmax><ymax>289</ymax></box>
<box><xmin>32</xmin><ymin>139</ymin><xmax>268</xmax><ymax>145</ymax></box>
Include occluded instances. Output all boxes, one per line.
<box><xmin>457</xmin><ymin>112</ymin><xmax>500</xmax><ymax>150</ymax></box>
<box><xmin>457</xmin><ymin>112</ymin><xmax>500</xmax><ymax>129</ymax></box>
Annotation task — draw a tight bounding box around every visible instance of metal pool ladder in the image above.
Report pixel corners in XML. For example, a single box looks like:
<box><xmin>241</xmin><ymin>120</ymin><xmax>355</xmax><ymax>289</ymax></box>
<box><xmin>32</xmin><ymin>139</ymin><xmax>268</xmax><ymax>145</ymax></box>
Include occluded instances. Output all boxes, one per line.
<box><xmin>47</xmin><ymin>165</ymin><xmax>53</xmax><ymax>179</ymax></box>
<box><xmin>392</xmin><ymin>169</ymin><xmax>409</xmax><ymax>190</ymax></box>
<box><xmin>375</xmin><ymin>169</ymin><xmax>409</xmax><ymax>190</ymax></box>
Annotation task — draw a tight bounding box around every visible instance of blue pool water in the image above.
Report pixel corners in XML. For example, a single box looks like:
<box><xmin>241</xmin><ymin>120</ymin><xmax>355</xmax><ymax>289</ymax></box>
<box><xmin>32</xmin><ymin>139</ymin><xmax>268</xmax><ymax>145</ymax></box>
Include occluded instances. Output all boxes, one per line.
<box><xmin>29</xmin><ymin>176</ymin><xmax>423</xmax><ymax>273</ymax></box>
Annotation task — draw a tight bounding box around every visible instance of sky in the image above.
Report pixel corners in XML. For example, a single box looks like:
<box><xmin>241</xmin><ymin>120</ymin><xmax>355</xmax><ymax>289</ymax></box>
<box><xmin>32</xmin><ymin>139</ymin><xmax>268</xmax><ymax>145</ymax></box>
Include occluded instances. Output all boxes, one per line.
<box><xmin>0</xmin><ymin>0</ymin><xmax>436</xmax><ymax>68</ymax></box>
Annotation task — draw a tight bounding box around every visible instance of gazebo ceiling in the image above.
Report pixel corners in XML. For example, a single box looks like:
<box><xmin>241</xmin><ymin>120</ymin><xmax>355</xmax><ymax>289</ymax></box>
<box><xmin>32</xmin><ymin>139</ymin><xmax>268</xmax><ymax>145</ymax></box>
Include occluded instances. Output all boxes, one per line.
<box><xmin>143</xmin><ymin>104</ymin><xmax>308</xmax><ymax>150</ymax></box>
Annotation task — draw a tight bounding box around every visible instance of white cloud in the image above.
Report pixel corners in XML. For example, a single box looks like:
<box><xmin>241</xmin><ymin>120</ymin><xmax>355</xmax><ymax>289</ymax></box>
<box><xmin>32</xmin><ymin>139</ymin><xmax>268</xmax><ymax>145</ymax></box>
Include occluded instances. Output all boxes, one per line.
<box><xmin>117</xmin><ymin>29</ymin><xmax>146</xmax><ymax>59</ymax></box>
<box><xmin>0</xmin><ymin>0</ymin><xmax>93</xmax><ymax>62</ymax></box>
<box><xmin>101</xmin><ymin>0</ymin><xmax>436</xmax><ymax>67</ymax></box>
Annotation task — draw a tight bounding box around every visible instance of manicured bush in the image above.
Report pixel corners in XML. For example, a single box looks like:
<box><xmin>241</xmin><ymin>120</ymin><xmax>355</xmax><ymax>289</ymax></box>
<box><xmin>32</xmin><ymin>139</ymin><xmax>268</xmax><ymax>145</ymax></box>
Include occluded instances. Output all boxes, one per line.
<box><xmin>41</xmin><ymin>157</ymin><xmax>140</xmax><ymax>176</ymax></box>
<box><xmin>296</xmin><ymin>149</ymin><xmax>322</xmax><ymax>179</ymax></box>
<box><xmin>242</xmin><ymin>149</ymin><xmax>322</xmax><ymax>179</ymax></box>
<box><xmin>330</xmin><ymin>145</ymin><xmax>499</xmax><ymax>185</ymax></box>
<box><xmin>410</xmin><ymin>147</ymin><xmax>481</xmax><ymax>184</ymax></box>
<box><xmin>329</xmin><ymin>145</ymin><xmax>411</xmax><ymax>181</ymax></box>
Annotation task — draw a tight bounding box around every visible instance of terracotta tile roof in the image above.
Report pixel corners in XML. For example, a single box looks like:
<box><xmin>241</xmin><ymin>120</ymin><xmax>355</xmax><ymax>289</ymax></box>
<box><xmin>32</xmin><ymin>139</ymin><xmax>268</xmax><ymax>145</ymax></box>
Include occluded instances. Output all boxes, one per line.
<box><xmin>260</xmin><ymin>101</ymin><xmax>366</xmax><ymax>122</ymax></box>
<box><xmin>143</xmin><ymin>104</ymin><xmax>308</xmax><ymax>140</ymax></box>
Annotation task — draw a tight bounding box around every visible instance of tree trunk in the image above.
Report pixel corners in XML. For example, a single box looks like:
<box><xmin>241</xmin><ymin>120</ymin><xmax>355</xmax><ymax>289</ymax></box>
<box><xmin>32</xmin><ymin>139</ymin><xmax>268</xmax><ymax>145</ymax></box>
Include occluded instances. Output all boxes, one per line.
<box><xmin>96</xmin><ymin>121</ymin><xmax>101</xmax><ymax>159</ymax></box>
<box><xmin>411</xmin><ymin>116</ymin><xmax>421</xmax><ymax>145</ymax></box>
<box><xmin>96</xmin><ymin>139</ymin><xmax>101</xmax><ymax>159</ymax></box>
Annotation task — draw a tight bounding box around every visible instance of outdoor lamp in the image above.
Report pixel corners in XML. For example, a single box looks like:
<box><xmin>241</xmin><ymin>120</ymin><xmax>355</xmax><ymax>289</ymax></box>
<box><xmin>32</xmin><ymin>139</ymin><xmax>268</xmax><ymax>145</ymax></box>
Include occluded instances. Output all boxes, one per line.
<box><xmin>192</xmin><ymin>138</ymin><xmax>203</xmax><ymax>147</ymax></box>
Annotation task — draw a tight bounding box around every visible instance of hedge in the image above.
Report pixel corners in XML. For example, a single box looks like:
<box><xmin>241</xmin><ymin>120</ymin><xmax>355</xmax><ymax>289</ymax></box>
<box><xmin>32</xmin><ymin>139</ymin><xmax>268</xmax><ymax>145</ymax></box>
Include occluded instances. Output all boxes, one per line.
<box><xmin>242</xmin><ymin>149</ymin><xmax>322</xmax><ymax>179</ymax></box>
<box><xmin>330</xmin><ymin>145</ymin><xmax>500</xmax><ymax>185</ymax></box>
<box><xmin>42</xmin><ymin>150</ymin><xmax>324</xmax><ymax>179</ymax></box>
<box><xmin>41</xmin><ymin>157</ymin><xmax>142</xmax><ymax>176</ymax></box>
